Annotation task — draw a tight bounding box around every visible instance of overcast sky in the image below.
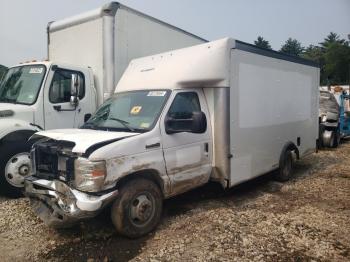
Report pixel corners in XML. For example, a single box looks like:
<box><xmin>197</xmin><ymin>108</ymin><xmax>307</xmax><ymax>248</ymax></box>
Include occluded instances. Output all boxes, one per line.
<box><xmin>0</xmin><ymin>0</ymin><xmax>349</xmax><ymax>66</ymax></box>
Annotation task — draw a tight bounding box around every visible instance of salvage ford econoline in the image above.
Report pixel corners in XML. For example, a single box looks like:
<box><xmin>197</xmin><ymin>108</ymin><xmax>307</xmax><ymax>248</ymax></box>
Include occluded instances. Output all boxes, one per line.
<box><xmin>25</xmin><ymin>38</ymin><xmax>319</xmax><ymax>238</ymax></box>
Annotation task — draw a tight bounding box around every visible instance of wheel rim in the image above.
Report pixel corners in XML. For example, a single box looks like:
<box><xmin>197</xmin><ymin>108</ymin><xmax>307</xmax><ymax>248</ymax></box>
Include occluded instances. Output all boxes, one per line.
<box><xmin>4</xmin><ymin>152</ymin><xmax>31</xmax><ymax>188</ymax></box>
<box><xmin>129</xmin><ymin>192</ymin><xmax>156</xmax><ymax>227</ymax></box>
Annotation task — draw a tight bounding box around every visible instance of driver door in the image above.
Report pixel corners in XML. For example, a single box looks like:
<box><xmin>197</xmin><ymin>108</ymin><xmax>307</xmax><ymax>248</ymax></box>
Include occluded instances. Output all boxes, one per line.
<box><xmin>160</xmin><ymin>89</ymin><xmax>212</xmax><ymax>196</ymax></box>
<box><xmin>43</xmin><ymin>67</ymin><xmax>84</xmax><ymax>130</ymax></box>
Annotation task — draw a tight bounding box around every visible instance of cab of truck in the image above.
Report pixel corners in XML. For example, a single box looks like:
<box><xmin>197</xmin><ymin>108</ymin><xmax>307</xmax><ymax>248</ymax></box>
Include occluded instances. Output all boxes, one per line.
<box><xmin>0</xmin><ymin>61</ymin><xmax>95</xmax><ymax>195</ymax></box>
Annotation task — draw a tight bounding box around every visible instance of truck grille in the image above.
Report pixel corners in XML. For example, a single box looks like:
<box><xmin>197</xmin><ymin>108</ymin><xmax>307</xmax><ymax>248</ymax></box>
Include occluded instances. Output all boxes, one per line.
<box><xmin>32</xmin><ymin>140</ymin><xmax>75</xmax><ymax>181</ymax></box>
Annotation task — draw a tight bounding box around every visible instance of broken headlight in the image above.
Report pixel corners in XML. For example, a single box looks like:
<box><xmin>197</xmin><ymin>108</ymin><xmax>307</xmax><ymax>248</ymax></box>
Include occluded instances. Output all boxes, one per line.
<box><xmin>74</xmin><ymin>157</ymin><xmax>106</xmax><ymax>192</ymax></box>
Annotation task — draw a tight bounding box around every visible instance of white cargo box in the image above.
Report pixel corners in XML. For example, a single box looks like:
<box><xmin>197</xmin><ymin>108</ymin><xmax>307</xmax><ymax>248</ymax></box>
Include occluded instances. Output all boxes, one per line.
<box><xmin>48</xmin><ymin>2</ymin><xmax>206</xmax><ymax>104</ymax></box>
<box><xmin>117</xmin><ymin>38</ymin><xmax>320</xmax><ymax>187</ymax></box>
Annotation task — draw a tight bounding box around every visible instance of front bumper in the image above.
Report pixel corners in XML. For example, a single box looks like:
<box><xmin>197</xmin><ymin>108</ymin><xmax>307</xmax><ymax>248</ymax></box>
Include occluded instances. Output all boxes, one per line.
<box><xmin>24</xmin><ymin>176</ymin><xmax>118</xmax><ymax>228</ymax></box>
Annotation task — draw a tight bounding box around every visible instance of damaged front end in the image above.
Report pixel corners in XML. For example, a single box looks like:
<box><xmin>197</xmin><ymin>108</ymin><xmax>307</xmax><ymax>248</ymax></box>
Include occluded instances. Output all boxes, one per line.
<box><xmin>24</xmin><ymin>139</ymin><xmax>118</xmax><ymax>228</ymax></box>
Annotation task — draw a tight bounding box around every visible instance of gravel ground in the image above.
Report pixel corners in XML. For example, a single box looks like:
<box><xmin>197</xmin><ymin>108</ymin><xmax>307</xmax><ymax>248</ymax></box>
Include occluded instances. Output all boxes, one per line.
<box><xmin>0</xmin><ymin>141</ymin><xmax>349</xmax><ymax>262</ymax></box>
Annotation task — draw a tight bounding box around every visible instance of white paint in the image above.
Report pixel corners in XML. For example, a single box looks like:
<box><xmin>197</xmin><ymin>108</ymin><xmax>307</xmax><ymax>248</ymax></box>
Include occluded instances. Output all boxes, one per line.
<box><xmin>229</xmin><ymin>49</ymin><xmax>319</xmax><ymax>186</ymax></box>
<box><xmin>175</xmin><ymin>146</ymin><xmax>201</xmax><ymax>167</ymax></box>
<box><xmin>114</xmin><ymin>7</ymin><xmax>205</xmax><ymax>93</ymax></box>
<box><xmin>116</xmin><ymin>38</ymin><xmax>234</xmax><ymax>92</ymax></box>
<box><xmin>35</xmin><ymin>129</ymin><xmax>139</xmax><ymax>153</ymax></box>
<box><xmin>238</xmin><ymin>62</ymin><xmax>312</xmax><ymax>128</ymax></box>
<box><xmin>230</xmin><ymin>155</ymin><xmax>252</xmax><ymax>184</ymax></box>
<box><xmin>49</xmin><ymin>18</ymin><xmax>105</xmax><ymax>105</ymax></box>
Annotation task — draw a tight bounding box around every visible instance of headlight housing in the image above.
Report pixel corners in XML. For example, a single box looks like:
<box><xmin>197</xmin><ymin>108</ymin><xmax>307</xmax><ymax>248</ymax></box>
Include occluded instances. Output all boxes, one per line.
<box><xmin>74</xmin><ymin>158</ymin><xmax>106</xmax><ymax>192</ymax></box>
<box><xmin>321</xmin><ymin>115</ymin><xmax>327</xmax><ymax>123</ymax></box>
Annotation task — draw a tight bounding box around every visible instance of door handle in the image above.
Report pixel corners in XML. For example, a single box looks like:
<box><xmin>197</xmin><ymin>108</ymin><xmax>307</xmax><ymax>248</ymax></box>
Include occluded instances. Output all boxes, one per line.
<box><xmin>53</xmin><ymin>105</ymin><xmax>61</xmax><ymax>111</ymax></box>
<box><xmin>204</xmin><ymin>142</ymin><xmax>209</xmax><ymax>153</ymax></box>
<box><xmin>53</xmin><ymin>105</ymin><xmax>76</xmax><ymax>112</ymax></box>
<box><xmin>145</xmin><ymin>143</ymin><xmax>160</xmax><ymax>149</ymax></box>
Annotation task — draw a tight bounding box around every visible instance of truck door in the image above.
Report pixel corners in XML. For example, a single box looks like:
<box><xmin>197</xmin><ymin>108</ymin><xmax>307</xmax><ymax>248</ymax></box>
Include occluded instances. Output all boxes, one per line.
<box><xmin>160</xmin><ymin>90</ymin><xmax>212</xmax><ymax>195</ymax></box>
<box><xmin>43</xmin><ymin>68</ymin><xmax>85</xmax><ymax>129</ymax></box>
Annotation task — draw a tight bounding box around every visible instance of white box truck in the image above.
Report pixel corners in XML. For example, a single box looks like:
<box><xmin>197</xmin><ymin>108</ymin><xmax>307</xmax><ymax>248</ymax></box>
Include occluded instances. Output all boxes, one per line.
<box><xmin>0</xmin><ymin>2</ymin><xmax>205</xmax><ymax>195</ymax></box>
<box><xmin>25</xmin><ymin>38</ymin><xmax>319</xmax><ymax>238</ymax></box>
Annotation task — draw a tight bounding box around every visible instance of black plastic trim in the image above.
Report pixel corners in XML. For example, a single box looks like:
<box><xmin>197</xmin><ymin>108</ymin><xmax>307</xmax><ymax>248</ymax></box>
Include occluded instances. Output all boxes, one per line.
<box><xmin>235</xmin><ymin>40</ymin><xmax>319</xmax><ymax>68</ymax></box>
<box><xmin>83</xmin><ymin>138</ymin><xmax>125</xmax><ymax>157</ymax></box>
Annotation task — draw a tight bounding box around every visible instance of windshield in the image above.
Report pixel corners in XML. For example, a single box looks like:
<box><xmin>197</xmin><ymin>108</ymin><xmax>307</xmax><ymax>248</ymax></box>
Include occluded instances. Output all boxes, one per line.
<box><xmin>82</xmin><ymin>90</ymin><xmax>170</xmax><ymax>132</ymax></box>
<box><xmin>0</xmin><ymin>65</ymin><xmax>46</xmax><ymax>105</ymax></box>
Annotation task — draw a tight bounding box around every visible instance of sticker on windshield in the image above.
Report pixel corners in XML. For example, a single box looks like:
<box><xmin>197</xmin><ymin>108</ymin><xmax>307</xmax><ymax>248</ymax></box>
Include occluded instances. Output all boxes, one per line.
<box><xmin>140</xmin><ymin>122</ymin><xmax>150</xmax><ymax>128</ymax></box>
<box><xmin>147</xmin><ymin>91</ymin><xmax>166</xmax><ymax>97</ymax></box>
<box><xmin>29</xmin><ymin>68</ymin><xmax>43</xmax><ymax>74</ymax></box>
<box><xmin>130</xmin><ymin>106</ymin><xmax>142</xmax><ymax>115</ymax></box>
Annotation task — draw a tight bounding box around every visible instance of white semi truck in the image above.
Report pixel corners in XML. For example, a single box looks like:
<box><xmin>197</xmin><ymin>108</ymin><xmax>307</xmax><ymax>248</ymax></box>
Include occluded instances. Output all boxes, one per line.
<box><xmin>25</xmin><ymin>38</ymin><xmax>319</xmax><ymax>238</ymax></box>
<box><xmin>0</xmin><ymin>2</ymin><xmax>205</xmax><ymax>195</ymax></box>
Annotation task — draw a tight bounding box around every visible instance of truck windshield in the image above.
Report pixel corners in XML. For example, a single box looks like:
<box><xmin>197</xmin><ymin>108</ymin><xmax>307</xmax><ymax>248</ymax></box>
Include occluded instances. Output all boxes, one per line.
<box><xmin>82</xmin><ymin>90</ymin><xmax>170</xmax><ymax>132</ymax></box>
<box><xmin>0</xmin><ymin>65</ymin><xmax>46</xmax><ymax>105</ymax></box>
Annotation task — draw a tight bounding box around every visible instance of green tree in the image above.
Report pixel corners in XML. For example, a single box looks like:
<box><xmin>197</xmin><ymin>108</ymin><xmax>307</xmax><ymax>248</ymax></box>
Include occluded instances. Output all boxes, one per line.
<box><xmin>303</xmin><ymin>32</ymin><xmax>350</xmax><ymax>85</ymax></box>
<box><xmin>319</xmin><ymin>32</ymin><xmax>346</xmax><ymax>49</ymax></box>
<box><xmin>254</xmin><ymin>36</ymin><xmax>272</xmax><ymax>50</ymax></box>
<box><xmin>302</xmin><ymin>45</ymin><xmax>326</xmax><ymax>83</ymax></box>
<box><xmin>322</xmin><ymin>42</ymin><xmax>350</xmax><ymax>85</ymax></box>
<box><xmin>280</xmin><ymin>38</ymin><xmax>304</xmax><ymax>56</ymax></box>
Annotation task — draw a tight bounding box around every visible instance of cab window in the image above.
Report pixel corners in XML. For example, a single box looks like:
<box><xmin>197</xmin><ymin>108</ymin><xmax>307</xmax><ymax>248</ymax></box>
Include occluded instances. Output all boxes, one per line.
<box><xmin>168</xmin><ymin>92</ymin><xmax>201</xmax><ymax>119</ymax></box>
<box><xmin>49</xmin><ymin>69</ymin><xmax>85</xmax><ymax>103</ymax></box>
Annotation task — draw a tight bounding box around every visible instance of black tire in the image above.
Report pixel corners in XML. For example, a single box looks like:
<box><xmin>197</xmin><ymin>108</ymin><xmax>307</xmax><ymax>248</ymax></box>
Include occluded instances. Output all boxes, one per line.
<box><xmin>0</xmin><ymin>142</ymin><xmax>33</xmax><ymax>197</ymax></box>
<box><xmin>333</xmin><ymin>129</ymin><xmax>341</xmax><ymax>148</ymax></box>
<box><xmin>111</xmin><ymin>178</ymin><xmax>163</xmax><ymax>238</ymax></box>
<box><xmin>274</xmin><ymin>149</ymin><xmax>294</xmax><ymax>182</ymax></box>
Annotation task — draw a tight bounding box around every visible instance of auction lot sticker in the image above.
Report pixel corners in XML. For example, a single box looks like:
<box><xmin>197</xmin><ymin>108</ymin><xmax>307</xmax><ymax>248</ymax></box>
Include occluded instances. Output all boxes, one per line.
<box><xmin>147</xmin><ymin>91</ymin><xmax>166</xmax><ymax>97</ymax></box>
<box><xmin>29</xmin><ymin>68</ymin><xmax>44</xmax><ymax>74</ymax></box>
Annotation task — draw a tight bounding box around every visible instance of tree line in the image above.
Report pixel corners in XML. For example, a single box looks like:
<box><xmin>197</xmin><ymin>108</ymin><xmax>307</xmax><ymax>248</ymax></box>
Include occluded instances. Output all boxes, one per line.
<box><xmin>254</xmin><ymin>33</ymin><xmax>350</xmax><ymax>86</ymax></box>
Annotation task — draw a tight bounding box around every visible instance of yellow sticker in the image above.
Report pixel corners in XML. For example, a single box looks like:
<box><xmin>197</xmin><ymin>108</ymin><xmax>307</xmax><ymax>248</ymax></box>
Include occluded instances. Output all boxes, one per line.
<box><xmin>140</xmin><ymin>122</ymin><xmax>150</xmax><ymax>128</ymax></box>
<box><xmin>130</xmin><ymin>106</ymin><xmax>142</xmax><ymax>115</ymax></box>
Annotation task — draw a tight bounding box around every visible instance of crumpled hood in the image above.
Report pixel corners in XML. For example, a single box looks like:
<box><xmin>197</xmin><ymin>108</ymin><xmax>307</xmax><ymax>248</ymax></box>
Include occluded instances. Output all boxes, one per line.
<box><xmin>0</xmin><ymin>103</ymin><xmax>34</xmax><ymax>122</ymax></box>
<box><xmin>34</xmin><ymin>129</ymin><xmax>140</xmax><ymax>154</ymax></box>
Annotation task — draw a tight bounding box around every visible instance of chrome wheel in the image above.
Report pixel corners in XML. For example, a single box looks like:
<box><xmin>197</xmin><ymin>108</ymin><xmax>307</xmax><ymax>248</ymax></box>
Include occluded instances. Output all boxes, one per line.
<box><xmin>4</xmin><ymin>152</ymin><xmax>31</xmax><ymax>188</ymax></box>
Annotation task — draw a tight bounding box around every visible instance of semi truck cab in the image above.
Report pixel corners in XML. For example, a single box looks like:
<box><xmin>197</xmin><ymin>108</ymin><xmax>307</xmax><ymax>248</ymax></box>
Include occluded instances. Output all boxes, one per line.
<box><xmin>0</xmin><ymin>61</ymin><xmax>96</xmax><ymax>194</ymax></box>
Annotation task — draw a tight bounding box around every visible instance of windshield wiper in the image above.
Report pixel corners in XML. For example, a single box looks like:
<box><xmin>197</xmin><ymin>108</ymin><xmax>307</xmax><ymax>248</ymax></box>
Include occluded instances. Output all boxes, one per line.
<box><xmin>109</xmin><ymin>117</ymin><xmax>135</xmax><ymax>132</ymax></box>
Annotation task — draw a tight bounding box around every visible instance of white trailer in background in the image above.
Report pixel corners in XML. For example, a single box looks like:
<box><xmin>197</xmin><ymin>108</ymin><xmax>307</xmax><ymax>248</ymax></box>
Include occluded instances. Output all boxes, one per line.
<box><xmin>0</xmin><ymin>2</ymin><xmax>206</xmax><ymax>195</ymax></box>
<box><xmin>26</xmin><ymin>38</ymin><xmax>319</xmax><ymax>238</ymax></box>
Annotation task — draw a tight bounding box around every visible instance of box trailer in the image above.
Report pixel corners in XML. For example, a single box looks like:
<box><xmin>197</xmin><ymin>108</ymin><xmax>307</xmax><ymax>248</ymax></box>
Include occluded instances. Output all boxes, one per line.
<box><xmin>25</xmin><ymin>38</ymin><xmax>319</xmax><ymax>238</ymax></box>
<box><xmin>0</xmin><ymin>2</ymin><xmax>205</xmax><ymax>195</ymax></box>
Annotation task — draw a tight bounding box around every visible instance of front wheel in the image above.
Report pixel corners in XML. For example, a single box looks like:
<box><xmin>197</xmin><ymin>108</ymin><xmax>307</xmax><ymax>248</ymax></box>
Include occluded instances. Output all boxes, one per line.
<box><xmin>0</xmin><ymin>143</ymin><xmax>33</xmax><ymax>197</ymax></box>
<box><xmin>111</xmin><ymin>178</ymin><xmax>163</xmax><ymax>238</ymax></box>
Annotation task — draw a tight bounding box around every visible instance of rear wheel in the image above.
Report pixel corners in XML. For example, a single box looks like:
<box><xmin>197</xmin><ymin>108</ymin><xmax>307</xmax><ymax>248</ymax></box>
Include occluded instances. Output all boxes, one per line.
<box><xmin>0</xmin><ymin>143</ymin><xmax>33</xmax><ymax>197</ymax></box>
<box><xmin>111</xmin><ymin>178</ymin><xmax>163</xmax><ymax>238</ymax></box>
<box><xmin>274</xmin><ymin>149</ymin><xmax>294</xmax><ymax>182</ymax></box>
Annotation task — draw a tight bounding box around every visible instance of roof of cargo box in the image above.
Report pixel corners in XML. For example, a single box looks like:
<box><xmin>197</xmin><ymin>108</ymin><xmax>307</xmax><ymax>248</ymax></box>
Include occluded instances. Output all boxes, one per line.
<box><xmin>115</xmin><ymin>38</ymin><xmax>319</xmax><ymax>92</ymax></box>
<box><xmin>235</xmin><ymin>40</ymin><xmax>319</xmax><ymax>68</ymax></box>
<box><xmin>48</xmin><ymin>2</ymin><xmax>207</xmax><ymax>42</ymax></box>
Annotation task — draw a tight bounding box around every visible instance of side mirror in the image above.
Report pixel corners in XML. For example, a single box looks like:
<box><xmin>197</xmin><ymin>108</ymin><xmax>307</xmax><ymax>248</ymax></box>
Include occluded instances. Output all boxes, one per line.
<box><xmin>70</xmin><ymin>74</ymin><xmax>81</xmax><ymax>107</ymax></box>
<box><xmin>165</xmin><ymin>111</ymin><xmax>207</xmax><ymax>134</ymax></box>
